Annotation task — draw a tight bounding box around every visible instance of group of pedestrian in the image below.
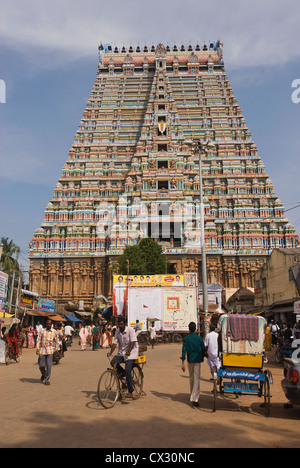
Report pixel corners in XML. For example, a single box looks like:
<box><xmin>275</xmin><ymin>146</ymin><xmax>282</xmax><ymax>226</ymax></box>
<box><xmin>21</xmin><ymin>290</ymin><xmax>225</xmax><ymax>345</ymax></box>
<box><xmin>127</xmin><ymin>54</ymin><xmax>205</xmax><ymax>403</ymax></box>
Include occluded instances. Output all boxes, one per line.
<box><xmin>266</xmin><ymin>320</ymin><xmax>300</xmax><ymax>349</ymax></box>
<box><xmin>22</xmin><ymin>322</ymin><xmax>44</xmax><ymax>349</ymax></box>
<box><xmin>79</xmin><ymin>321</ymin><xmax>115</xmax><ymax>351</ymax></box>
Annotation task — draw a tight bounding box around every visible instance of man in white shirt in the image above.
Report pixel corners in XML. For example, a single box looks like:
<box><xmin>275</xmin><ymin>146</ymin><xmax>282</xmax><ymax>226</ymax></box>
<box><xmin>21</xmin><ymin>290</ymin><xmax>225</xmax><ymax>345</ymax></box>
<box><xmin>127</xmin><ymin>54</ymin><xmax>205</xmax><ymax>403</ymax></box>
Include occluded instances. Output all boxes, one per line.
<box><xmin>64</xmin><ymin>324</ymin><xmax>75</xmax><ymax>337</ymax></box>
<box><xmin>205</xmin><ymin>325</ymin><xmax>221</xmax><ymax>375</ymax></box>
<box><xmin>109</xmin><ymin>318</ymin><xmax>139</xmax><ymax>398</ymax></box>
<box><xmin>36</xmin><ymin>321</ymin><xmax>43</xmax><ymax>336</ymax></box>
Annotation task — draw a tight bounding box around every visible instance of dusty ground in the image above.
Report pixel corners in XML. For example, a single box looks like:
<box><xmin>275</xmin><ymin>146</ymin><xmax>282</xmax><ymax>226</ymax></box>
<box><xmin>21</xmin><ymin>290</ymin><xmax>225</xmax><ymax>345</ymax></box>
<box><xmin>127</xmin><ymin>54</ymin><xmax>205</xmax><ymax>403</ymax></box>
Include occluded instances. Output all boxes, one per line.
<box><xmin>0</xmin><ymin>340</ymin><xmax>299</xmax><ymax>449</ymax></box>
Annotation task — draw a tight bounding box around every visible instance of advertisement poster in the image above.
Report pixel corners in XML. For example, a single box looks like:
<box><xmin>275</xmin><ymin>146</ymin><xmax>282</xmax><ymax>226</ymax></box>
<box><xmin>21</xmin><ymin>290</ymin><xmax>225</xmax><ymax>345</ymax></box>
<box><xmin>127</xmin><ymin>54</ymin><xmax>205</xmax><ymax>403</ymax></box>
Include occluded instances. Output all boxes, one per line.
<box><xmin>113</xmin><ymin>274</ymin><xmax>185</xmax><ymax>316</ymax></box>
<box><xmin>128</xmin><ymin>288</ymin><xmax>163</xmax><ymax>331</ymax></box>
<box><xmin>162</xmin><ymin>287</ymin><xmax>197</xmax><ymax>331</ymax></box>
<box><xmin>184</xmin><ymin>272</ymin><xmax>198</xmax><ymax>288</ymax></box>
<box><xmin>0</xmin><ymin>271</ymin><xmax>9</xmax><ymax>313</ymax></box>
<box><xmin>37</xmin><ymin>298</ymin><xmax>55</xmax><ymax>314</ymax></box>
<box><xmin>20</xmin><ymin>293</ymin><xmax>34</xmax><ymax>309</ymax></box>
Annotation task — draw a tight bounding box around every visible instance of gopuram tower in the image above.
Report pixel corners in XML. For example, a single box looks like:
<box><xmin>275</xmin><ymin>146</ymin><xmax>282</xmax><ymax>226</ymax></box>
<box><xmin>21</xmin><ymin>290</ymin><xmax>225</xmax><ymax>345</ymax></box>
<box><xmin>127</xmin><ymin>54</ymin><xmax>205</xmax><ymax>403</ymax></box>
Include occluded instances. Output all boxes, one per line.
<box><xmin>29</xmin><ymin>41</ymin><xmax>298</xmax><ymax>311</ymax></box>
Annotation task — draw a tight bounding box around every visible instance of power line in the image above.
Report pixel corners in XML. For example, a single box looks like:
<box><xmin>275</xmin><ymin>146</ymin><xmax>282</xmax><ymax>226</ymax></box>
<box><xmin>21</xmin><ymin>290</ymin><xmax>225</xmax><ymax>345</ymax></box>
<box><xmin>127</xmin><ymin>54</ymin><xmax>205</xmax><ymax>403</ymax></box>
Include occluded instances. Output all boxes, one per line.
<box><xmin>286</xmin><ymin>204</ymin><xmax>300</xmax><ymax>213</ymax></box>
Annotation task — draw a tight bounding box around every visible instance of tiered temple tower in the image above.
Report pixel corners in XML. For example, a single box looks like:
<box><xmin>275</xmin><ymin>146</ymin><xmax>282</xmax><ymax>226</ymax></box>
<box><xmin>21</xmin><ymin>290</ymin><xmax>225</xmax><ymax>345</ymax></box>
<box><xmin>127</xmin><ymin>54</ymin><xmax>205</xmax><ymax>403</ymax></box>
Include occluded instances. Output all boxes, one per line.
<box><xmin>29</xmin><ymin>41</ymin><xmax>298</xmax><ymax>311</ymax></box>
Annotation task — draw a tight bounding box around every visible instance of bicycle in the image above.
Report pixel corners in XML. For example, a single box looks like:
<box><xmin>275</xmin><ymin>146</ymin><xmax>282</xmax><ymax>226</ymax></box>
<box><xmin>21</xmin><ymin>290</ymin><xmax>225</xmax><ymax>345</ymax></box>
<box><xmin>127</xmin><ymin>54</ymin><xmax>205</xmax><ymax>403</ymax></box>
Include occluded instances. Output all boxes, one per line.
<box><xmin>97</xmin><ymin>354</ymin><xmax>146</xmax><ymax>409</ymax></box>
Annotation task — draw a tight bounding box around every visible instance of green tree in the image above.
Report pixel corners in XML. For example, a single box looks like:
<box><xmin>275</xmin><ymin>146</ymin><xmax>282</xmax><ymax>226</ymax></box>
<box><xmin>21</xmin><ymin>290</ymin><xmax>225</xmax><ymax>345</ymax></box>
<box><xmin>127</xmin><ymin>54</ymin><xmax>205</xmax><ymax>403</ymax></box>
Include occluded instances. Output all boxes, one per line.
<box><xmin>117</xmin><ymin>238</ymin><xmax>168</xmax><ymax>275</ymax></box>
<box><xmin>0</xmin><ymin>237</ymin><xmax>20</xmax><ymax>276</ymax></box>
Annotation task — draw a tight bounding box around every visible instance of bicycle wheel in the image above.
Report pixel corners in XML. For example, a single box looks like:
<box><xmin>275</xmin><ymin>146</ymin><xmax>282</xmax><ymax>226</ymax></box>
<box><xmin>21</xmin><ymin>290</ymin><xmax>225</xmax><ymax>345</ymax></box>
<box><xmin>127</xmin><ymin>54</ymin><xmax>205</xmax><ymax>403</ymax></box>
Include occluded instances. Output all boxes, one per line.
<box><xmin>275</xmin><ymin>349</ymin><xmax>283</xmax><ymax>364</ymax></box>
<box><xmin>172</xmin><ymin>333</ymin><xmax>182</xmax><ymax>344</ymax></box>
<box><xmin>138</xmin><ymin>334</ymin><xmax>148</xmax><ymax>345</ymax></box>
<box><xmin>5</xmin><ymin>348</ymin><xmax>12</xmax><ymax>366</ymax></box>
<box><xmin>131</xmin><ymin>365</ymin><xmax>144</xmax><ymax>400</ymax></box>
<box><xmin>97</xmin><ymin>369</ymin><xmax>119</xmax><ymax>409</ymax></box>
<box><xmin>15</xmin><ymin>347</ymin><xmax>22</xmax><ymax>363</ymax></box>
<box><xmin>161</xmin><ymin>333</ymin><xmax>169</xmax><ymax>344</ymax></box>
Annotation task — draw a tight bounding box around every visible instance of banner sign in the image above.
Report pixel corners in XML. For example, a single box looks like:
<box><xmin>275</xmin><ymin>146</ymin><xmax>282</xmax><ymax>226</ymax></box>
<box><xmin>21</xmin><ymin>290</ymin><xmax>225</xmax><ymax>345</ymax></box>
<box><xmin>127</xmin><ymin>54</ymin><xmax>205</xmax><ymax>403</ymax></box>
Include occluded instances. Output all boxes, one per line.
<box><xmin>20</xmin><ymin>294</ymin><xmax>34</xmax><ymax>309</ymax></box>
<box><xmin>162</xmin><ymin>287</ymin><xmax>197</xmax><ymax>331</ymax></box>
<box><xmin>0</xmin><ymin>271</ymin><xmax>9</xmax><ymax>313</ymax></box>
<box><xmin>223</xmin><ymin>382</ymin><xmax>260</xmax><ymax>394</ymax></box>
<box><xmin>128</xmin><ymin>288</ymin><xmax>163</xmax><ymax>331</ymax></box>
<box><xmin>37</xmin><ymin>298</ymin><xmax>55</xmax><ymax>314</ymax></box>
<box><xmin>113</xmin><ymin>274</ymin><xmax>185</xmax><ymax>317</ymax></box>
<box><xmin>184</xmin><ymin>273</ymin><xmax>198</xmax><ymax>287</ymax></box>
<box><xmin>294</xmin><ymin>300</ymin><xmax>300</xmax><ymax>315</ymax></box>
<box><xmin>127</xmin><ymin>286</ymin><xmax>197</xmax><ymax>331</ymax></box>
<box><xmin>218</xmin><ymin>369</ymin><xmax>266</xmax><ymax>381</ymax></box>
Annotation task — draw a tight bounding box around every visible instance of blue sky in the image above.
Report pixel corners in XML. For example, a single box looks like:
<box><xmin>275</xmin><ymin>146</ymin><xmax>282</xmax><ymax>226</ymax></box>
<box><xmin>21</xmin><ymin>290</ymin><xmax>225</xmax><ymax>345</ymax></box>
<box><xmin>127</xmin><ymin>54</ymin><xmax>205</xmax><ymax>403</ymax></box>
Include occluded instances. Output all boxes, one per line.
<box><xmin>1</xmin><ymin>0</ymin><xmax>300</xmax><ymax>276</ymax></box>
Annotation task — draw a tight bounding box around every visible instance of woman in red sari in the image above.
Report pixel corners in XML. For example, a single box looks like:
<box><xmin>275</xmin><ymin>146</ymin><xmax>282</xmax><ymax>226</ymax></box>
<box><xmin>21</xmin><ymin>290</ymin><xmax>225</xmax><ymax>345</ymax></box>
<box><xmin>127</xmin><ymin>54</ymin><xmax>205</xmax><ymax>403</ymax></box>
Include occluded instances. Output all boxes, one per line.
<box><xmin>6</xmin><ymin>324</ymin><xmax>20</xmax><ymax>359</ymax></box>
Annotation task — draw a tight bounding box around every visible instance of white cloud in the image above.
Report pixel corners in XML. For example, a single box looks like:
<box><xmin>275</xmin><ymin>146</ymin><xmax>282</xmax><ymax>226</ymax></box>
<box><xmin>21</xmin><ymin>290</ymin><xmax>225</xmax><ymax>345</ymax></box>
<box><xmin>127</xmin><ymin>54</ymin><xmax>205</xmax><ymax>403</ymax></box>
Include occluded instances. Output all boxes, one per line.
<box><xmin>1</xmin><ymin>0</ymin><xmax>300</xmax><ymax>69</ymax></box>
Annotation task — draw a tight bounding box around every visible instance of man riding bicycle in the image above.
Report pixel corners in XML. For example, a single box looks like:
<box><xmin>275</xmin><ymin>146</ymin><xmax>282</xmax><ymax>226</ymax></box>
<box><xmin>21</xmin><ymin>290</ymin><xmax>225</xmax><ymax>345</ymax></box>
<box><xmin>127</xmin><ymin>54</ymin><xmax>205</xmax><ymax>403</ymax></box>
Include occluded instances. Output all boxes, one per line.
<box><xmin>108</xmin><ymin>317</ymin><xmax>139</xmax><ymax>398</ymax></box>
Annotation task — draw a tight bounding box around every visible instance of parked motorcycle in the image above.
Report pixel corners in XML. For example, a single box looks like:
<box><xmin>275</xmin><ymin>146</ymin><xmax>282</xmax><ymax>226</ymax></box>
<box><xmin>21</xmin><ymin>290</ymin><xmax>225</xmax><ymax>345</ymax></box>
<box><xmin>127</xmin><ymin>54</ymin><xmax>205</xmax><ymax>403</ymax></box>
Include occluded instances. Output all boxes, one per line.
<box><xmin>275</xmin><ymin>337</ymin><xmax>300</xmax><ymax>365</ymax></box>
<box><xmin>53</xmin><ymin>340</ymin><xmax>65</xmax><ymax>365</ymax></box>
<box><xmin>65</xmin><ymin>335</ymin><xmax>73</xmax><ymax>348</ymax></box>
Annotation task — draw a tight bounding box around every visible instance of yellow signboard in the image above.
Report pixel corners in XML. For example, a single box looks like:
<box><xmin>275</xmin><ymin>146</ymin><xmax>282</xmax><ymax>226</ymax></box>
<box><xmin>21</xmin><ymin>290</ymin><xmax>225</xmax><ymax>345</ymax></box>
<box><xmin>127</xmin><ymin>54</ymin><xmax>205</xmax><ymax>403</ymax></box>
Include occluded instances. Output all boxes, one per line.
<box><xmin>113</xmin><ymin>274</ymin><xmax>185</xmax><ymax>288</ymax></box>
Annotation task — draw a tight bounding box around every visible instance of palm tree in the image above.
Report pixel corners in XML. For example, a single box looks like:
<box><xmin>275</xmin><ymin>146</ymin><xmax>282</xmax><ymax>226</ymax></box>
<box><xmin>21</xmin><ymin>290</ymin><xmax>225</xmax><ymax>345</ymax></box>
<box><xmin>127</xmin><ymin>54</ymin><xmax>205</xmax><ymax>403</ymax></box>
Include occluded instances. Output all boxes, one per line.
<box><xmin>0</xmin><ymin>237</ymin><xmax>20</xmax><ymax>277</ymax></box>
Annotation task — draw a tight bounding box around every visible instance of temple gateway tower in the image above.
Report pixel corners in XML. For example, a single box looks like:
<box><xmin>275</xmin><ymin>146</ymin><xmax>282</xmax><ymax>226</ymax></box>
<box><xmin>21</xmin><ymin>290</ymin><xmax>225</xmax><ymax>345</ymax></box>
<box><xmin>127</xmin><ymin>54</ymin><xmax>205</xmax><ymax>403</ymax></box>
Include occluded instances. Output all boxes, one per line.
<box><xmin>29</xmin><ymin>41</ymin><xmax>298</xmax><ymax>312</ymax></box>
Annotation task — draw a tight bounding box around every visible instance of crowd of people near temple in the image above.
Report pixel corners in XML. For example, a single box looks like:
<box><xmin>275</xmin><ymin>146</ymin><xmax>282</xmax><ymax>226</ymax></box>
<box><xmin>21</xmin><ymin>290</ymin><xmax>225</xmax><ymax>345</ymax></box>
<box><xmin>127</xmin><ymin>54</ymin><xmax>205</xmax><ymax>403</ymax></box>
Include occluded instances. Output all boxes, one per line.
<box><xmin>0</xmin><ymin>318</ymin><xmax>116</xmax><ymax>351</ymax></box>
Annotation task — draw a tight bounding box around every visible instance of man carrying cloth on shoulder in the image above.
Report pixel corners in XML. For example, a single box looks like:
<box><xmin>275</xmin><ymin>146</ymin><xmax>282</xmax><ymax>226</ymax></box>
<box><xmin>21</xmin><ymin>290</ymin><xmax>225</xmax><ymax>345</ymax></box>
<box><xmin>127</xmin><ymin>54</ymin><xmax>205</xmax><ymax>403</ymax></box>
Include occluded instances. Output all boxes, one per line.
<box><xmin>181</xmin><ymin>322</ymin><xmax>206</xmax><ymax>407</ymax></box>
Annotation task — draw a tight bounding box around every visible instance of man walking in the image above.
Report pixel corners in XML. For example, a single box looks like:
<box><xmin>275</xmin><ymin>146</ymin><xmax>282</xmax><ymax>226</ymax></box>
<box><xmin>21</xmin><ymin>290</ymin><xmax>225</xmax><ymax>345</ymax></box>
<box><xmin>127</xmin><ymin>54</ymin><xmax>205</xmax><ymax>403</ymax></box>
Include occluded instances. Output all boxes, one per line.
<box><xmin>181</xmin><ymin>322</ymin><xmax>206</xmax><ymax>407</ymax></box>
<box><xmin>36</xmin><ymin>319</ymin><xmax>58</xmax><ymax>386</ymax></box>
<box><xmin>205</xmin><ymin>324</ymin><xmax>221</xmax><ymax>376</ymax></box>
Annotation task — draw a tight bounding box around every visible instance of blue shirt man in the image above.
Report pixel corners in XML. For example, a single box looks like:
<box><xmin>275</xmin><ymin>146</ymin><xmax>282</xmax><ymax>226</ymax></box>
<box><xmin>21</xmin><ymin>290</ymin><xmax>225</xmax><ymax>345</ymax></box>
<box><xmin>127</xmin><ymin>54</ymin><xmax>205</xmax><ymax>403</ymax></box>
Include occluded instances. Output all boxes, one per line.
<box><xmin>181</xmin><ymin>322</ymin><xmax>206</xmax><ymax>407</ymax></box>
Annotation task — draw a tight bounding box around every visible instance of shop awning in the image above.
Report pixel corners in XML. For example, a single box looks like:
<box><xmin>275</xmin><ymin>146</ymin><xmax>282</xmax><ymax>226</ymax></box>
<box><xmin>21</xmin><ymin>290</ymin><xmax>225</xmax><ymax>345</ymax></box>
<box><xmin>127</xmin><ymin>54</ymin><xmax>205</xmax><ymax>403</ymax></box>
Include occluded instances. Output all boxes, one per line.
<box><xmin>65</xmin><ymin>314</ymin><xmax>82</xmax><ymax>323</ymax></box>
<box><xmin>21</xmin><ymin>289</ymin><xmax>39</xmax><ymax>298</ymax></box>
<box><xmin>102</xmin><ymin>306</ymin><xmax>113</xmax><ymax>318</ymax></box>
<box><xmin>50</xmin><ymin>315</ymin><xmax>67</xmax><ymax>322</ymax></box>
<box><xmin>25</xmin><ymin>310</ymin><xmax>39</xmax><ymax>316</ymax></box>
<box><xmin>0</xmin><ymin>312</ymin><xmax>14</xmax><ymax>318</ymax></box>
<box><xmin>76</xmin><ymin>311</ymin><xmax>92</xmax><ymax>316</ymax></box>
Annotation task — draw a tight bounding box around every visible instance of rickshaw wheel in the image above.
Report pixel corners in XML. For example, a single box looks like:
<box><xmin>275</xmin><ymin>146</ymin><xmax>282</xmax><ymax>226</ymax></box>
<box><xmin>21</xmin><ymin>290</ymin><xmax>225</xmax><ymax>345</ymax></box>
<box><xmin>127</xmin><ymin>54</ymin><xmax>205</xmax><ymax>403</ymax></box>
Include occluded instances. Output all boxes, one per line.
<box><xmin>263</xmin><ymin>374</ymin><xmax>271</xmax><ymax>416</ymax></box>
<box><xmin>212</xmin><ymin>367</ymin><xmax>218</xmax><ymax>412</ymax></box>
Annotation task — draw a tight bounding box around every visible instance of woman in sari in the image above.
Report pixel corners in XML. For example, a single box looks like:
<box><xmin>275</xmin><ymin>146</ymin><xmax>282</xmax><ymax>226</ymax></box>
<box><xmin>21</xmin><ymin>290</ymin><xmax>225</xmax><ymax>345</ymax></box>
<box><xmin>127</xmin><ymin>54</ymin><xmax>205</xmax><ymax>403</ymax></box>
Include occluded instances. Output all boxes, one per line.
<box><xmin>79</xmin><ymin>323</ymin><xmax>88</xmax><ymax>351</ymax></box>
<box><xmin>6</xmin><ymin>324</ymin><xmax>20</xmax><ymax>359</ymax></box>
<box><xmin>101</xmin><ymin>326</ymin><xmax>110</xmax><ymax>349</ymax></box>
<box><xmin>92</xmin><ymin>325</ymin><xmax>101</xmax><ymax>350</ymax></box>
<box><xmin>27</xmin><ymin>326</ymin><xmax>35</xmax><ymax>349</ymax></box>
<box><xmin>265</xmin><ymin>323</ymin><xmax>272</xmax><ymax>352</ymax></box>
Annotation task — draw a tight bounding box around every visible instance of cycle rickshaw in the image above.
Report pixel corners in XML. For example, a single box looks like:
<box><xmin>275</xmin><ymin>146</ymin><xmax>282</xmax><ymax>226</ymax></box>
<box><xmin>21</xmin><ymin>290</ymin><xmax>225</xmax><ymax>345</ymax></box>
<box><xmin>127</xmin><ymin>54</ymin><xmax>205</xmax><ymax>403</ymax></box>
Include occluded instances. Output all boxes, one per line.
<box><xmin>213</xmin><ymin>314</ymin><xmax>272</xmax><ymax>416</ymax></box>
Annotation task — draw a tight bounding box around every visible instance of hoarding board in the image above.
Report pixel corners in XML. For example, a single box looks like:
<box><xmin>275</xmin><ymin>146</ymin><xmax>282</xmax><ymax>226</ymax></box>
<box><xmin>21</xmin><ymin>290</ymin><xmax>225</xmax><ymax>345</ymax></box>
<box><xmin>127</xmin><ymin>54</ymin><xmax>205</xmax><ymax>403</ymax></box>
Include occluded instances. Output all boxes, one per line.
<box><xmin>127</xmin><ymin>286</ymin><xmax>197</xmax><ymax>332</ymax></box>
<box><xmin>0</xmin><ymin>271</ymin><xmax>9</xmax><ymax>313</ymax></box>
<box><xmin>128</xmin><ymin>288</ymin><xmax>163</xmax><ymax>331</ymax></box>
<box><xmin>294</xmin><ymin>300</ymin><xmax>300</xmax><ymax>315</ymax></box>
<box><xmin>113</xmin><ymin>274</ymin><xmax>184</xmax><ymax>316</ymax></box>
<box><xmin>184</xmin><ymin>273</ymin><xmax>198</xmax><ymax>287</ymax></box>
<box><xmin>162</xmin><ymin>287</ymin><xmax>197</xmax><ymax>331</ymax></box>
<box><xmin>20</xmin><ymin>294</ymin><xmax>34</xmax><ymax>309</ymax></box>
<box><xmin>37</xmin><ymin>298</ymin><xmax>55</xmax><ymax>314</ymax></box>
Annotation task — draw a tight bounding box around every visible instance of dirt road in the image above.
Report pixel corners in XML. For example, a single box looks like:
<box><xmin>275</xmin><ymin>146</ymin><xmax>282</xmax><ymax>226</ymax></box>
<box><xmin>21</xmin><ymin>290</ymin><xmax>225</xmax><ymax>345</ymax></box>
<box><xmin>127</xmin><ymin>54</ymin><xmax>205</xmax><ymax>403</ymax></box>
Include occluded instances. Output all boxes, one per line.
<box><xmin>1</xmin><ymin>341</ymin><xmax>299</xmax><ymax>448</ymax></box>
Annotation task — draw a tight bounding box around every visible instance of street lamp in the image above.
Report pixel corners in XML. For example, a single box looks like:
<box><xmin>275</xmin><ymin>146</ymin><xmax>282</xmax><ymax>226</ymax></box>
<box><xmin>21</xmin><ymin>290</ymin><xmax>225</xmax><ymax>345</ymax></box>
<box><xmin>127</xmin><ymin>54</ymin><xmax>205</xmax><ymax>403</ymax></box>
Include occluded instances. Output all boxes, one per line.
<box><xmin>192</xmin><ymin>139</ymin><xmax>214</xmax><ymax>316</ymax></box>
